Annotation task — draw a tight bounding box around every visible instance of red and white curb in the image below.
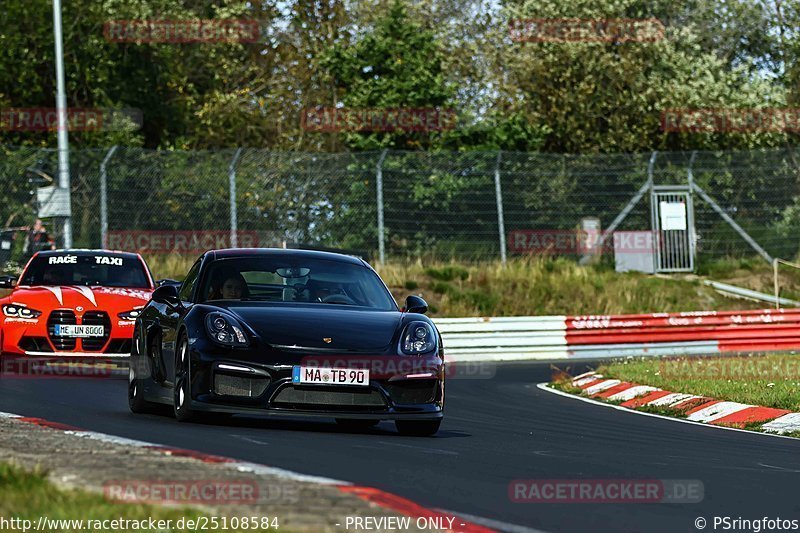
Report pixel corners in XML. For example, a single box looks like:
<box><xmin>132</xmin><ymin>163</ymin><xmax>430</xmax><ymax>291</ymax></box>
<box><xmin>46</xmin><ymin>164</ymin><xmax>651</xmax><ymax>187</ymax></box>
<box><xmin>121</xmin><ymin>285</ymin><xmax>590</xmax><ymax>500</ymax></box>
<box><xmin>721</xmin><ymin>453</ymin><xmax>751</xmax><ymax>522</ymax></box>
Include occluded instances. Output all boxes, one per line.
<box><xmin>553</xmin><ymin>371</ymin><xmax>800</xmax><ymax>435</ymax></box>
<box><xmin>0</xmin><ymin>411</ymin><xmax>542</xmax><ymax>533</ymax></box>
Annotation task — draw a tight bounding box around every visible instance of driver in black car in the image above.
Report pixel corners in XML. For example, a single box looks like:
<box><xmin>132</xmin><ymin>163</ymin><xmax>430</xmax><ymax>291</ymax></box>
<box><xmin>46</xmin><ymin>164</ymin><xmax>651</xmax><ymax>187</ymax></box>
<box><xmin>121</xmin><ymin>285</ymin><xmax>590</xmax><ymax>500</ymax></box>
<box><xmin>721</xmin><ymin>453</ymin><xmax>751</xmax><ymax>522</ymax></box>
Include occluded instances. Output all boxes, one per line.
<box><xmin>208</xmin><ymin>272</ymin><xmax>248</xmax><ymax>300</ymax></box>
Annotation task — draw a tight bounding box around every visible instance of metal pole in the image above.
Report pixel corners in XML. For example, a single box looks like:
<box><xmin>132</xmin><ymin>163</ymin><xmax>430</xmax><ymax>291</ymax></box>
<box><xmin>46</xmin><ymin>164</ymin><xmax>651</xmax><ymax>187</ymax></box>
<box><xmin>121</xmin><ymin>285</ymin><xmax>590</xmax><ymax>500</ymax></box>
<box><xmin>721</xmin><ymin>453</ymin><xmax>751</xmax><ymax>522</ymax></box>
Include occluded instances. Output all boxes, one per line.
<box><xmin>647</xmin><ymin>151</ymin><xmax>659</xmax><ymax>273</ymax></box>
<box><xmin>692</xmin><ymin>182</ymin><xmax>773</xmax><ymax>263</ymax></box>
<box><xmin>228</xmin><ymin>148</ymin><xmax>243</xmax><ymax>248</ymax></box>
<box><xmin>99</xmin><ymin>145</ymin><xmax>118</xmax><ymax>249</ymax></box>
<box><xmin>53</xmin><ymin>0</ymin><xmax>72</xmax><ymax>248</ymax></box>
<box><xmin>580</xmin><ymin>151</ymin><xmax>657</xmax><ymax>265</ymax></box>
<box><xmin>686</xmin><ymin>150</ymin><xmax>697</xmax><ymax>271</ymax></box>
<box><xmin>494</xmin><ymin>151</ymin><xmax>507</xmax><ymax>264</ymax></box>
<box><xmin>376</xmin><ymin>149</ymin><xmax>388</xmax><ymax>264</ymax></box>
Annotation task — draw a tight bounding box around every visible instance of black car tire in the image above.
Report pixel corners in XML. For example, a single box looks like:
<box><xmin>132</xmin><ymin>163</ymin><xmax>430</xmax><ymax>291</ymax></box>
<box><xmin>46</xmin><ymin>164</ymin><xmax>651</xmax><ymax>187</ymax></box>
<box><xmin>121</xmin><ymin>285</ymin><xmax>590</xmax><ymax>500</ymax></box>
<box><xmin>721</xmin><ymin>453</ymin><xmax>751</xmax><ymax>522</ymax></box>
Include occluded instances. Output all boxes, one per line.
<box><xmin>129</xmin><ymin>328</ymin><xmax>158</xmax><ymax>414</ymax></box>
<box><xmin>335</xmin><ymin>418</ymin><xmax>380</xmax><ymax>430</ymax></box>
<box><xmin>129</xmin><ymin>366</ymin><xmax>159</xmax><ymax>414</ymax></box>
<box><xmin>395</xmin><ymin>419</ymin><xmax>441</xmax><ymax>437</ymax></box>
<box><xmin>173</xmin><ymin>332</ymin><xmax>196</xmax><ymax>423</ymax></box>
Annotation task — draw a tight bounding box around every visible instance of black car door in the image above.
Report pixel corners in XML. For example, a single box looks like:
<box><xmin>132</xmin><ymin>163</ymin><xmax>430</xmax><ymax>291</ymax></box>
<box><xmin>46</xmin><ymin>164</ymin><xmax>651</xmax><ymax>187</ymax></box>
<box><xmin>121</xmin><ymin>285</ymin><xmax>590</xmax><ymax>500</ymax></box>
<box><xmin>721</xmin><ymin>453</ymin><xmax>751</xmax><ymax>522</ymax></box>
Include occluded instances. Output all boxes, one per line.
<box><xmin>162</xmin><ymin>260</ymin><xmax>200</xmax><ymax>382</ymax></box>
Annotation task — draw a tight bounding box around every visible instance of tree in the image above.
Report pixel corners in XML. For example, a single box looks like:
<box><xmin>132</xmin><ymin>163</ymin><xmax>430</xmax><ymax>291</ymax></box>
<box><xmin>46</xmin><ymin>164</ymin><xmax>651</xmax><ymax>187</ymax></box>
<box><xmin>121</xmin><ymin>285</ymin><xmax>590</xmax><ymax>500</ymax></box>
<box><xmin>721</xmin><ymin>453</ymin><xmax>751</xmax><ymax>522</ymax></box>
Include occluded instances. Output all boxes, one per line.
<box><xmin>322</xmin><ymin>1</ymin><xmax>457</xmax><ymax>150</ymax></box>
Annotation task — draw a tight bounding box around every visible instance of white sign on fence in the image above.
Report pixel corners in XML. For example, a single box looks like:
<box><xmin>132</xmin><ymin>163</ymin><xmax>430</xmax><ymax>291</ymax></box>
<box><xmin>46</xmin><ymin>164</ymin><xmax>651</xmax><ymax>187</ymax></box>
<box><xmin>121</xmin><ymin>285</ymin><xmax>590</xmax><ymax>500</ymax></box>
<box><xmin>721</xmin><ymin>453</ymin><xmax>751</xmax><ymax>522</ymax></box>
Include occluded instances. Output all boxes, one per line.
<box><xmin>37</xmin><ymin>186</ymin><xmax>71</xmax><ymax>218</ymax></box>
<box><xmin>659</xmin><ymin>201</ymin><xmax>687</xmax><ymax>231</ymax></box>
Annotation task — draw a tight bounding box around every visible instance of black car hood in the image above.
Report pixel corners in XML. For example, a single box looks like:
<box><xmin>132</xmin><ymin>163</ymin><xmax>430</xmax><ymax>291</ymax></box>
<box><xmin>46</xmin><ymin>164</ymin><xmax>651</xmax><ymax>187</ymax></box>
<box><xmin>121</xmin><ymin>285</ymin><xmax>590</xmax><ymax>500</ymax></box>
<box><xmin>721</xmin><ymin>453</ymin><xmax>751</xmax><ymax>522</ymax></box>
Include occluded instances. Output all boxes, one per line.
<box><xmin>216</xmin><ymin>303</ymin><xmax>403</xmax><ymax>351</ymax></box>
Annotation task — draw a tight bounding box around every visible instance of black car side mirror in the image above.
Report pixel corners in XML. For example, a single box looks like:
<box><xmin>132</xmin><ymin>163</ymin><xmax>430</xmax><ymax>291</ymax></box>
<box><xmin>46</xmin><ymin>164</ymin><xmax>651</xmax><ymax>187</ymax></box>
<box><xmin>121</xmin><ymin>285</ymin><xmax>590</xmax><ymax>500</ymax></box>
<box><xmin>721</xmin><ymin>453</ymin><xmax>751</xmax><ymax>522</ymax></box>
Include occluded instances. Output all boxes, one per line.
<box><xmin>152</xmin><ymin>284</ymin><xmax>181</xmax><ymax>307</ymax></box>
<box><xmin>405</xmin><ymin>295</ymin><xmax>428</xmax><ymax>314</ymax></box>
<box><xmin>156</xmin><ymin>278</ymin><xmax>181</xmax><ymax>288</ymax></box>
<box><xmin>0</xmin><ymin>275</ymin><xmax>17</xmax><ymax>289</ymax></box>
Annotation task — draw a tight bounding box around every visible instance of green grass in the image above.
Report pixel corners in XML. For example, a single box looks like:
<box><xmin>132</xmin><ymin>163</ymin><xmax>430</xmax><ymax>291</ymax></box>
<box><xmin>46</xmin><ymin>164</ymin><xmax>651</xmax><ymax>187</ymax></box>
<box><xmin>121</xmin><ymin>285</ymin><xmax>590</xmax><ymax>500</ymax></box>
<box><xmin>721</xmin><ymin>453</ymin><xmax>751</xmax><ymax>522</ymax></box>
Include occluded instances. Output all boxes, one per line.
<box><xmin>0</xmin><ymin>462</ymin><xmax>247</xmax><ymax>533</ymax></box>
<box><xmin>598</xmin><ymin>354</ymin><xmax>800</xmax><ymax>411</ymax></box>
<box><xmin>377</xmin><ymin>256</ymin><xmax>770</xmax><ymax>317</ymax></box>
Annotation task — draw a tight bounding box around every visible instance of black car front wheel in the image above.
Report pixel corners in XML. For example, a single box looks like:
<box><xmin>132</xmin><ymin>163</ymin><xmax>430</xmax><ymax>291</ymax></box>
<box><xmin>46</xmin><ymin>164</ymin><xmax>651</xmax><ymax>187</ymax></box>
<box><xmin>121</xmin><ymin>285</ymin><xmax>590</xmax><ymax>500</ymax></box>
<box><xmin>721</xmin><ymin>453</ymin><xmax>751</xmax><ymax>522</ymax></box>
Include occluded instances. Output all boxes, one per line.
<box><xmin>129</xmin><ymin>327</ymin><xmax>158</xmax><ymax>414</ymax></box>
<box><xmin>395</xmin><ymin>419</ymin><xmax>441</xmax><ymax>437</ymax></box>
<box><xmin>173</xmin><ymin>333</ymin><xmax>196</xmax><ymax>423</ymax></box>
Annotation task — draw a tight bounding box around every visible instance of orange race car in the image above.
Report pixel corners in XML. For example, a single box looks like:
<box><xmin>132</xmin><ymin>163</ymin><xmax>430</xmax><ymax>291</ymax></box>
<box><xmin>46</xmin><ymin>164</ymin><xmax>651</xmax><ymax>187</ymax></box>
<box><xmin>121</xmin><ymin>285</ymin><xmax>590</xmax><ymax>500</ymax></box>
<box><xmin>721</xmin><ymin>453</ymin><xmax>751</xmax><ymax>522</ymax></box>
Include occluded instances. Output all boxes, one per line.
<box><xmin>0</xmin><ymin>250</ymin><xmax>155</xmax><ymax>358</ymax></box>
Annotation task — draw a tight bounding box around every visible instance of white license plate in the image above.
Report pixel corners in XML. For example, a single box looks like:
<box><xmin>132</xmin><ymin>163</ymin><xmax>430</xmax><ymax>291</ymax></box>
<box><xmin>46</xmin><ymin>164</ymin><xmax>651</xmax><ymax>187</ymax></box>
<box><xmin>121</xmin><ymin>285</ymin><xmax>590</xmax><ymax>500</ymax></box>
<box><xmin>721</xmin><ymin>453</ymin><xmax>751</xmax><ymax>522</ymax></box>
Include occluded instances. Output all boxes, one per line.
<box><xmin>292</xmin><ymin>366</ymin><xmax>369</xmax><ymax>387</ymax></box>
<box><xmin>54</xmin><ymin>324</ymin><xmax>105</xmax><ymax>337</ymax></box>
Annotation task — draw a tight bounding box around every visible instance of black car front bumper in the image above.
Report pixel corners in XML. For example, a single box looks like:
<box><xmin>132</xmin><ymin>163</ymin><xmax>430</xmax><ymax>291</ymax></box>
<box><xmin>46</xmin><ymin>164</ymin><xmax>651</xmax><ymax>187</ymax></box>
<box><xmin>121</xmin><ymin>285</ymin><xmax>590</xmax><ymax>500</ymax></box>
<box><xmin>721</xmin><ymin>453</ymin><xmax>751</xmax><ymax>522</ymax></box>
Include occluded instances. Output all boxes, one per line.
<box><xmin>185</xmin><ymin>344</ymin><xmax>445</xmax><ymax>421</ymax></box>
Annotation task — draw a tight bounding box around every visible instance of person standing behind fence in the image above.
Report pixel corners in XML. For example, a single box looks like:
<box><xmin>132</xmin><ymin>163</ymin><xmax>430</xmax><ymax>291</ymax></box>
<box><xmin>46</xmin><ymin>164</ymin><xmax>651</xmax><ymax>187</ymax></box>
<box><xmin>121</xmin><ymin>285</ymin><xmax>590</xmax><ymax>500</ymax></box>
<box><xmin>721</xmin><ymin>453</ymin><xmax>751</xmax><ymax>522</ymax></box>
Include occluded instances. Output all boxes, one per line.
<box><xmin>22</xmin><ymin>219</ymin><xmax>56</xmax><ymax>260</ymax></box>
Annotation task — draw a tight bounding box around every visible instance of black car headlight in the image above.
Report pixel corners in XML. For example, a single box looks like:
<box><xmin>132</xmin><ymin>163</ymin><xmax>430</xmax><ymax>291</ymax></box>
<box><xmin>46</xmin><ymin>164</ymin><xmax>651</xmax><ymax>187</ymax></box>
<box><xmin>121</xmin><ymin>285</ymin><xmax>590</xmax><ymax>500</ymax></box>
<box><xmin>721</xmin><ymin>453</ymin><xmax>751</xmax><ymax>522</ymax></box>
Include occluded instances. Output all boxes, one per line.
<box><xmin>118</xmin><ymin>308</ymin><xmax>143</xmax><ymax>321</ymax></box>
<box><xmin>205</xmin><ymin>312</ymin><xmax>249</xmax><ymax>347</ymax></box>
<box><xmin>3</xmin><ymin>304</ymin><xmax>42</xmax><ymax>319</ymax></box>
<box><xmin>400</xmin><ymin>321</ymin><xmax>437</xmax><ymax>355</ymax></box>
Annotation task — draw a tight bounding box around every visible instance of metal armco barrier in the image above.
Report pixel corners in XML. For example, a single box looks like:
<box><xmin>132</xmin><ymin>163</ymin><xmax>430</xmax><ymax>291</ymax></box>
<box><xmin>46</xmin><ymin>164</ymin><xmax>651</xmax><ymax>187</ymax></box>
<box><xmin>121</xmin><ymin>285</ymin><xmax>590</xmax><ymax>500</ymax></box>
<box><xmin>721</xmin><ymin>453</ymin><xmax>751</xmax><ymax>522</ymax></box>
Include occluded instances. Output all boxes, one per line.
<box><xmin>434</xmin><ymin>308</ymin><xmax>800</xmax><ymax>362</ymax></box>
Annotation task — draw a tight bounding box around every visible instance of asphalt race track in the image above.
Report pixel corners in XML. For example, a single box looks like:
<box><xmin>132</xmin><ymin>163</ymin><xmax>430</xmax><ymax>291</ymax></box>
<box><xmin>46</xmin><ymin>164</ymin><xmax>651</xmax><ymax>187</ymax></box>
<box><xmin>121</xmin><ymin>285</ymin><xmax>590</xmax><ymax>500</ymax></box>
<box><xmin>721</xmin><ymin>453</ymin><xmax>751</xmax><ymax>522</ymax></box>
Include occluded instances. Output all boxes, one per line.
<box><xmin>2</xmin><ymin>361</ymin><xmax>799</xmax><ymax>532</ymax></box>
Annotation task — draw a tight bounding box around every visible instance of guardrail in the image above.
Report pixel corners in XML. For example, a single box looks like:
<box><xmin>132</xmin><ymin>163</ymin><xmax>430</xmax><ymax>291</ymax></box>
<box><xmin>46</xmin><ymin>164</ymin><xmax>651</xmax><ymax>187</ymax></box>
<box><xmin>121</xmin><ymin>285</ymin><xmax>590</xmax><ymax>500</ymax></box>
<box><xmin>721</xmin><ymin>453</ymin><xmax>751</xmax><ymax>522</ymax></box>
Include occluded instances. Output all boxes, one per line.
<box><xmin>434</xmin><ymin>308</ymin><xmax>800</xmax><ymax>361</ymax></box>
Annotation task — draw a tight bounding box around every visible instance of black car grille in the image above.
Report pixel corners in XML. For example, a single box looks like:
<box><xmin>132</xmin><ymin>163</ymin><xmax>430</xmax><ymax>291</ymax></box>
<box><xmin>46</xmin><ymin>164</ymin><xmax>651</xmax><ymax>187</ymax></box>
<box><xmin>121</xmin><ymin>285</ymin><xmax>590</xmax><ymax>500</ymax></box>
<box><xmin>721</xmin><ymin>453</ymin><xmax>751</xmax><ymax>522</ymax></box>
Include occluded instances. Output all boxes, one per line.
<box><xmin>18</xmin><ymin>336</ymin><xmax>53</xmax><ymax>353</ymax></box>
<box><xmin>214</xmin><ymin>374</ymin><xmax>271</xmax><ymax>398</ymax></box>
<box><xmin>81</xmin><ymin>311</ymin><xmax>111</xmax><ymax>351</ymax></box>
<box><xmin>47</xmin><ymin>310</ymin><xmax>76</xmax><ymax>351</ymax></box>
<box><xmin>271</xmin><ymin>385</ymin><xmax>386</xmax><ymax>410</ymax></box>
<box><xmin>384</xmin><ymin>379</ymin><xmax>438</xmax><ymax>404</ymax></box>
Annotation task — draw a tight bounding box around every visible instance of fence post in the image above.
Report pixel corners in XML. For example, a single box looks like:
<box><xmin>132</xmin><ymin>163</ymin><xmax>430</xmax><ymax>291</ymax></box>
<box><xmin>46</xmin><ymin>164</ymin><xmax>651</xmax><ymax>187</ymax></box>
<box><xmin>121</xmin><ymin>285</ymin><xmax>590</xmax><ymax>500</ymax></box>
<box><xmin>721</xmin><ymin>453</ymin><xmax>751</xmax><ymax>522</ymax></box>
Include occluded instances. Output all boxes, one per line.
<box><xmin>99</xmin><ymin>145</ymin><xmax>118</xmax><ymax>249</ymax></box>
<box><xmin>376</xmin><ymin>149</ymin><xmax>388</xmax><ymax>264</ymax></box>
<box><xmin>228</xmin><ymin>148</ymin><xmax>243</xmax><ymax>248</ymax></box>
<box><xmin>494</xmin><ymin>151</ymin><xmax>507</xmax><ymax>264</ymax></box>
<box><xmin>580</xmin><ymin>151</ymin><xmax>657</xmax><ymax>265</ymax></box>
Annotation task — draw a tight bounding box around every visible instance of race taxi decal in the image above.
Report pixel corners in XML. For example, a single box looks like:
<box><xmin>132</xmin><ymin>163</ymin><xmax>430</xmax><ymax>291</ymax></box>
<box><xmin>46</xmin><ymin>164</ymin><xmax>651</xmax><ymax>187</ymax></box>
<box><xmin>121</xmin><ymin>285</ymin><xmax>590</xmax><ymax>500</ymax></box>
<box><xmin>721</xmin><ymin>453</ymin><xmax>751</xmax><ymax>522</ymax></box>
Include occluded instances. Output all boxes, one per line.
<box><xmin>49</xmin><ymin>255</ymin><xmax>77</xmax><ymax>264</ymax></box>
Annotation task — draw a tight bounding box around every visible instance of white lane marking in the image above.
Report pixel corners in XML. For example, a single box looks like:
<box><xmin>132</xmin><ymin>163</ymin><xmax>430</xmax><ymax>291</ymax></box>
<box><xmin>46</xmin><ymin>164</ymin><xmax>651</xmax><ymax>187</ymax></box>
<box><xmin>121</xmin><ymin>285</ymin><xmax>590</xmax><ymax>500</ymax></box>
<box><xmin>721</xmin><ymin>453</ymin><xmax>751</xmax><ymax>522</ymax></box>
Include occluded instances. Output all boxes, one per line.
<box><xmin>762</xmin><ymin>413</ymin><xmax>800</xmax><ymax>434</ymax></box>
<box><xmin>572</xmin><ymin>375</ymin><xmax>603</xmax><ymax>387</ymax></box>
<box><xmin>648</xmin><ymin>393</ymin><xmax>698</xmax><ymax>407</ymax></box>
<box><xmin>229</xmin><ymin>434</ymin><xmax>270</xmax><ymax>446</ymax></box>
<box><xmin>536</xmin><ymin>383</ymin><xmax>800</xmax><ymax>442</ymax></box>
<box><xmin>435</xmin><ymin>508</ymin><xmax>549</xmax><ymax>533</ymax></box>
<box><xmin>757</xmin><ymin>463</ymin><xmax>800</xmax><ymax>472</ymax></box>
<box><xmin>686</xmin><ymin>402</ymin><xmax>753</xmax><ymax>423</ymax></box>
<box><xmin>571</xmin><ymin>370</ymin><xmax>597</xmax><ymax>381</ymax></box>
<box><xmin>377</xmin><ymin>441</ymin><xmax>459</xmax><ymax>456</ymax></box>
<box><xmin>70</xmin><ymin>285</ymin><xmax>97</xmax><ymax>306</ymax></box>
<box><xmin>42</xmin><ymin>286</ymin><xmax>63</xmax><ymax>305</ymax></box>
<box><xmin>231</xmin><ymin>462</ymin><xmax>347</xmax><ymax>485</ymax></box>
<box><xmin>65</xmin><ymin>430</ymin><xmax>159</xmax><ymax>448</ymax></box>
<box><xmin>608</xmin><ymin>385</ymin><xmax>660</xmax><ymax>401</ymax></box>
<box><xmin>584</xmin><ymin>379</ymin><xmax>620</xmax><ymax>395</ymax></box>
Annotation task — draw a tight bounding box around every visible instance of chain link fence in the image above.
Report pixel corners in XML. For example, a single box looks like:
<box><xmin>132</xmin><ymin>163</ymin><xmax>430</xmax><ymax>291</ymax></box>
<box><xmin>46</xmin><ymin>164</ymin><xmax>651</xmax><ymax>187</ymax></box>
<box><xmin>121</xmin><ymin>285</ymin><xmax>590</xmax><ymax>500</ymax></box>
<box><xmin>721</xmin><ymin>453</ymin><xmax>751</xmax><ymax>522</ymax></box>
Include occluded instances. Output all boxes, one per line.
<box><xmin>1</xmin><ymin>144</ymin><xmax>799</xmax><ymax>264</ymax></box>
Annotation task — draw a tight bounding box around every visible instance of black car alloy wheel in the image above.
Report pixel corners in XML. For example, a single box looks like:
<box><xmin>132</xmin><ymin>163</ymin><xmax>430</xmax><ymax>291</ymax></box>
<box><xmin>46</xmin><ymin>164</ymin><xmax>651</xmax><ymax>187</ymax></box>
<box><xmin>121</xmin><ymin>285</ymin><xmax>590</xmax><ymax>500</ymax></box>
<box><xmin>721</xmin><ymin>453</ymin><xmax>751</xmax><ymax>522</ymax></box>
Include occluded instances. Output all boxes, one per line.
<box><xmin>173</xmin><ymin>333</ymin><xmax>195</xmax><ymax>422</ymax></box>
<box><xmin>129</xmin><ymin>325</ymin><xmax>157</xmax><ymax>414</ymax></box>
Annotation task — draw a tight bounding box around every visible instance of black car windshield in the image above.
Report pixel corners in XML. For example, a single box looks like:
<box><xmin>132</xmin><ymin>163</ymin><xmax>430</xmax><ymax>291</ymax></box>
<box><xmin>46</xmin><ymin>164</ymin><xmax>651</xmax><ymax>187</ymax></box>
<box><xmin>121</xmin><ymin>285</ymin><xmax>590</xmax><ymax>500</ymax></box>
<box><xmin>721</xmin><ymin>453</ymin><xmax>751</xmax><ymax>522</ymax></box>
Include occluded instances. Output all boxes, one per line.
<box><xmin>19</xmin><ymin>253</ymin><xmax>151</xmax><ymax>288</ymax></box>
<box><xmin>200</xmin><ymin>256</ymin><xmax>397</xmax><ymax>310</ymax></box>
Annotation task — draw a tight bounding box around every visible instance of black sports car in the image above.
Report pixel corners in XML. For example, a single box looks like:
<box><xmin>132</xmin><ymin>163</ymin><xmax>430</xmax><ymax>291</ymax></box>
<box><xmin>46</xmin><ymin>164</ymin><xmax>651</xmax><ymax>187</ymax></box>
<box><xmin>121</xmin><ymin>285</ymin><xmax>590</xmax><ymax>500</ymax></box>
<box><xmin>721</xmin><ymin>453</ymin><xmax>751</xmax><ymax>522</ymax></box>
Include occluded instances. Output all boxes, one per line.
<box><xmin>128</xmin><ymin>248</ymin><xmax>444</xmax><ymax>436</ymax></box>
